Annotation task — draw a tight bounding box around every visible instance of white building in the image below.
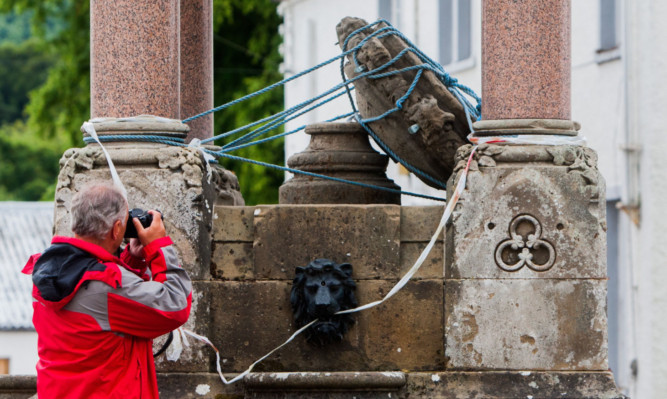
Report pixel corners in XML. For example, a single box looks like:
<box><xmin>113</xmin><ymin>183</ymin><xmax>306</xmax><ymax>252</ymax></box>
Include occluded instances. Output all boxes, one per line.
<box><xmin>278</xmin><ymin>1</ymin><xmax>667</xmax><ymax>398</ymax></box>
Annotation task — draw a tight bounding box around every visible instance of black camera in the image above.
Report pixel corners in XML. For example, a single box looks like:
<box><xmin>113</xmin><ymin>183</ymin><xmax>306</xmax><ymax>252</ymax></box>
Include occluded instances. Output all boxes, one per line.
<box><xmin>125</xmin><ymin>208</ymin><xmax>163</xmax><ymax>239</ymax></box>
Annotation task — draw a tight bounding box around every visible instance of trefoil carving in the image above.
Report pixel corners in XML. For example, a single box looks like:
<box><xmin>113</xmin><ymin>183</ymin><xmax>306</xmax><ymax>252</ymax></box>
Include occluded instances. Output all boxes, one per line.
<box><xmin>495</xmin><ymin>214</ymin><xmax>556</xmax><ymax>272</ymax></box>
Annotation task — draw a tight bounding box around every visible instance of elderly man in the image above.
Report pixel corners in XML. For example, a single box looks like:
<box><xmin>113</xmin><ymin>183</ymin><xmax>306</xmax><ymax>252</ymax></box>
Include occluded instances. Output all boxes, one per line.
<box><xmin>23</xmin><ymin>182</ymin><xmax>192</xmax><ymax>399</ymax></box>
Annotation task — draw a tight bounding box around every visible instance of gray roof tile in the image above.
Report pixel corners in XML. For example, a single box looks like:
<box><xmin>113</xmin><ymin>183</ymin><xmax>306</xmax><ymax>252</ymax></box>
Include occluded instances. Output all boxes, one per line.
<box><xmin>0</xmin><ymin>202</ymin><xmax>54</xmax><ymax>330</ymax></box>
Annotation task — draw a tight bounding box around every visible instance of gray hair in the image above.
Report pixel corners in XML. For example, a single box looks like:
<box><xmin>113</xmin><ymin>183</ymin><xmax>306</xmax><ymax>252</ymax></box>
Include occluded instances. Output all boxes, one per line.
<box><xmin>70</xmin><ymin>182</ymin><xmax>128</xmax><ymax>241</ymax></box>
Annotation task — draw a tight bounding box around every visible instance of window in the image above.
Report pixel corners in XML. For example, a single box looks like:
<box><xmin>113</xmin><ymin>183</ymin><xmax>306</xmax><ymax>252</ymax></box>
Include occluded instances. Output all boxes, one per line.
<box><xmin>439</xmin><ymin>0</ymin><xmax>473</xmax><ymax>70</ymax></box>
<box><xmin>597</xmin><ymin>0</ymin><xmax>621</xmax><ymax>63</ymax></box>
<box><xmin>599</xmin><ymin>0</ymin><xmax>618</xmax><ymax>51</ymax></box>
<box><xmin>378</xmin><ymin>0</ymin><xmax>401</xmax><ymax>27</ymax></box>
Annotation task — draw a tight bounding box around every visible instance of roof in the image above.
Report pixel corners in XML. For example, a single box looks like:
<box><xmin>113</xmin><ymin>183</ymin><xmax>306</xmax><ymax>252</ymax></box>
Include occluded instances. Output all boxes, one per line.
<box><xmin>0</xmin><ymin>202</ymin><xmax>54</xmax><ymax>330</ymax></box>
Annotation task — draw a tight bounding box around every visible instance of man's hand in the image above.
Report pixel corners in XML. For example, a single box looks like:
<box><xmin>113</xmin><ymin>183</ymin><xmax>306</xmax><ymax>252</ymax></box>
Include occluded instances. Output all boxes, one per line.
<box><xmin>127</xmin><ymin>238</ymin><xmax>144</xmax><ymax>259</ymax></box>
<box><xmin>133</xmin><ymin>210</ymin><xmax>166</xmax><ymax>247</ymax></box>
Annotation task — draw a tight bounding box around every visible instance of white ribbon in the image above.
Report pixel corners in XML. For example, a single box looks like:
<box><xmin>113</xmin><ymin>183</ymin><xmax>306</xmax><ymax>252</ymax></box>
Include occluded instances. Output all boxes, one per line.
<box><xmin>188</xmin><ymin>138</ymin><xmax>215</xmax><ymax>183</ymax></box>
<box><xmin>468</xmin><ymin>133</ymin><xmax>586</xmax><ymax>146</ymax></box>
<box><xmin>166</xmin><ymin>328</ymin><xmax>184</xmax><ymax>361</ymax></box>
<box><xmin>81</xmin><ymin>121</ymin><xmax>128</xmax><ymax>199</ymax></box>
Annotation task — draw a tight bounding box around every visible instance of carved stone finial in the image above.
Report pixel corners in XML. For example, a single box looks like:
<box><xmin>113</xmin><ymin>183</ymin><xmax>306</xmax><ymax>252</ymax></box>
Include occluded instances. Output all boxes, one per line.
<box><xmin>280</xmin><ymin>122</ymin><xmax>400</xmax><ymax>204</ymax></box>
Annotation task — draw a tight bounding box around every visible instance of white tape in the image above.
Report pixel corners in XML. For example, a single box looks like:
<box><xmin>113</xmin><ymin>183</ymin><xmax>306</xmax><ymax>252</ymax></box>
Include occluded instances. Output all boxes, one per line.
<box><xmin>166</xmin><ymin>328</ymin><xmax>184</xmax><ymax>361</ymax></box>
<box><xmin>81</xmin><ymin>121</ymin><xmax>128</xmax><ymax>199</ymax></box>
<box><xmin>468</xmin><ymin>133</ymin><xmax>586</xmax><ymax>146</ymax></box>
<box><xmin>188</xmin><ymin>138</ymin><xmax>214</xmax><ymax>183</ymax></box>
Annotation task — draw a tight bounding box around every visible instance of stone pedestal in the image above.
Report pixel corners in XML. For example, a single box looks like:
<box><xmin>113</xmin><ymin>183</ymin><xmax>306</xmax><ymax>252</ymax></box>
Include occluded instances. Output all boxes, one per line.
<box><xmin>444</xmin><ymin>143</ymin><xmax>623</xmax><ymax>397</ymax></box>
<box><xmin>54</xmin><ymin>118</ymin><xmax>243</xmax><ymax>372</ymax></box>
<box><xmin>280</xmin><ymin>122</ymin><xmax>401</xmax><ymax>204</ymax></box>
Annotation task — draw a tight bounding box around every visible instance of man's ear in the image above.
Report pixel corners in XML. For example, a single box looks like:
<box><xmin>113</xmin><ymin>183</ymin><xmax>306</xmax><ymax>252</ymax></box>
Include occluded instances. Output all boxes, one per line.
<box><xmin>111</xmin><ymin>219</ymin><xmax>123</xmax><ymax>241</ymax></box>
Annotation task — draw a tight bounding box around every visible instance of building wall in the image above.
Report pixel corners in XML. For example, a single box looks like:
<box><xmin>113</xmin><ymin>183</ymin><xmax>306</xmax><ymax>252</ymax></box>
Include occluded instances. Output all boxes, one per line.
<box><xmin>0</xmin><ymin>331</ymin><xmax>38</xmax><ymax>375</ymax></box>
<box><xmin>626</xmin><ymin>2</ymin><xmax>667</xmax><ymax>399</ymax></box>
<box><xmin>279</xmin><ymin>1</ymin><xmax>666</xmax><ymax>397</ymax></box>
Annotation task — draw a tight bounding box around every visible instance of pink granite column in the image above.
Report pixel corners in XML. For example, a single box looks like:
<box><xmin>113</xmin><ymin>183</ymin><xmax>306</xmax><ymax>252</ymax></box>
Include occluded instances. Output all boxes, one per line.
<box><xmin>482</xmin><ymin>0</ymin><xmax>571</xmax><ymax>120</ymax></box>
<box><xmin>180</xmin><ymin>0</ymin><xmax>214</xmax><ymax>141</ymax></box>
<box><xmin>90</xmin><ymin>0</ymin><xmax>181</xmax><ymax>119</ymax></box>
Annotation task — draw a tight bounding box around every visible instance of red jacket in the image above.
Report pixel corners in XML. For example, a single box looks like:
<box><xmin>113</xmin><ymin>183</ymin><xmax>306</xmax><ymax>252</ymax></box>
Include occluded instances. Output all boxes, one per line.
<box><xmin>23</xmin><ymin>236</ymin><xmax>192</xmax><ymax>399</ymax></box>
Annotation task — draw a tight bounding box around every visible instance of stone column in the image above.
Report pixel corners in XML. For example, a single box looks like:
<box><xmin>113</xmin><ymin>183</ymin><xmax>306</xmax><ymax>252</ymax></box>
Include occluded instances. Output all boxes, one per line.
<box><xmin>482</xmin><ymin>0</ymin><xmax>570</xmax><ymax>120</ymax></box>
<box><xmin>180</xmin><ymin>0</ymin><xmax>214</xmax><ymax>141</ymax></box>
<box><xmin>90</xmin><ymin>0</ymin><xmax>181</xmax><ymax>119</ymax></box>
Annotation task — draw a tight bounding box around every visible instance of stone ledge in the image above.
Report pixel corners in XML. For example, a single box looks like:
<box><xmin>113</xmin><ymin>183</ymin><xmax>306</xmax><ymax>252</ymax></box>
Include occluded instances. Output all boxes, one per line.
<box><xmin>156</xmin><ymin>373</ymin><xmax>243</xmax><ymax>399</ymax></box>
<box><xmin>0</xmin><ymin>375</ymin><xmax>36</xmax><ymax>395</ymax></box>
<box><xmin>405</xmin><ymin>371</ymin><xmax>625</xmax><ymax>399</ymax></box>
<box><xmin>244</xmin><ymin>371</ymin><xmax>406</xmax><ymax>390</ymax></box>
<box><xmin>0</xmin><ymin>372</ymin><xmax>625</xmax><ymax>399</ymax></box>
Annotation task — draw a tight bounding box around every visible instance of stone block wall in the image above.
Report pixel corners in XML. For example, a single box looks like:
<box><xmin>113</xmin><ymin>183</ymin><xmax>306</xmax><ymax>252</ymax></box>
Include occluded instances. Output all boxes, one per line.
<box><xmin>208</xmin><ymin>204</ymin><xmax>446</xmax><ymax>372</ymax></box>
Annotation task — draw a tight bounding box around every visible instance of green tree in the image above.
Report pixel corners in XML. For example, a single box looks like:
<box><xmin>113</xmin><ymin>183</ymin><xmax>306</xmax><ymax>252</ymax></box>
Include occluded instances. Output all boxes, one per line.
<box><xmin>211</xmin><ymin>0</ymin><xmax>284</xmax><ymax>204</ymax></box>
<box><xmin>0</xmin><ymin>121</ymin><xmax>62</xmax><ymax>200</ymax></box>
<box><xmin>0</xmin><ymin>9</ymin><xmax>31</xmax><ymax>43</ymax></box>
<box><xmin>0</xmin><ymin>0</ymin><xmax>89</xmax><ymax>147</ymax></box>
<box><xmin>0</xmin><ymin>0</ymin><xmax>284</xmax><ymax>203</ymax></box>
<box><xmin>0</xmin><ymin>40</ymin><xmax>53</xmax><ymax>124</ymax></box>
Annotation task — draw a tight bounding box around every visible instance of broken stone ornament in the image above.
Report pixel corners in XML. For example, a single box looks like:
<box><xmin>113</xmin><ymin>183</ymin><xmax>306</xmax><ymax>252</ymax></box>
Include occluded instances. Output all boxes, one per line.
<box><xmin>336</xmin><ymin>17</ymin><xmax>473</xmax><ymax>188</ymax></box>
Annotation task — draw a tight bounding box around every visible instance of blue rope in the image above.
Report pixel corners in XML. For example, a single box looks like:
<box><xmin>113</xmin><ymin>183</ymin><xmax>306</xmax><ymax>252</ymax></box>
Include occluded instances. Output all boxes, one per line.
<box><xmin>84</xmin><ymin>133</ymin><xmax>446</xmax><ymax>202</ymax></box>
<box><xmin>221</xmin><ymin>87</ymin><xmax>354</xmax><ymax>149</ymax></box>
<box><xmin>110</xmin><ymin>19</ymin><xmax>484</xmax><ymax>200</ymax></box>
<box><xmin>221</xmin><ymin>112</ymin><xmax>355</xmax><ymax>154</ymax></box>
<box><xmin>209</xmin><ymin>151</ymin><xmax>447</xmax><ymax>203</ymax></box>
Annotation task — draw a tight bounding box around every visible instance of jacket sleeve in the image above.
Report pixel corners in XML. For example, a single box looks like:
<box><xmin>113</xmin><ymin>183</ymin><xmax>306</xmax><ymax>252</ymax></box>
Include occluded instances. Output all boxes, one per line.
<box><xmin>105</xmin><ymin>237</ymin><xmax>192</xmax><ymax>339</ymax></box>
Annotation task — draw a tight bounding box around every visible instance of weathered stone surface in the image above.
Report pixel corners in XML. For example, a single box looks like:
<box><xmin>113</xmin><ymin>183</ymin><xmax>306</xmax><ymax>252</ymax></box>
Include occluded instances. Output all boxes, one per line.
<box><xmin>55</xmin><ymin>146</ymin><xmax>228</xmax><ymax>280</ymax></box>
<box><xmin>245</xmin><ymin>371</ymin><xmax>405</xmax><ymax>399</ymax></box>
<box><xmin>336</xmin><ymin>17</ymin><xmax>472</xmax><ymax>188</ymax></box>
<box><xmin>157</xmin><ymin>373</ymin><xmax>243</xmax><ymax>399</ymax></box>
<box><xmin>252</xmin><ymin>205</ymin><xmax>400</xmax><ymax>280</ymax></box>
<box><xmin>211</xmin><ymin>242</ymin><xmax>255</xmax><ymax>280</ymax></box>
<box><xmin>399</xmin><ymin>242</ymin><xmax>443</xmax><ymax>279</ymax></box>
<box><xmin>212</xmin><ymin>206</ymin><xmax>255</xmax><ymax>242</ymax></box>
<box><xmin>245</xmin><ymin>371</ymin><xmax>406</xmax><ymax>390</ymax></box>
<box><xmin>400</xmin><ymin>206</ymin><xmax>444</xmax><ymax>242</ymax></box>
<box><xmin>404</xmin><ymin>371</ymin><xmax>625</xmax><ymax>399</ymax></box>
<box><xmin>446</xmin><ymin>144</ymin><xmax>606</xmax><ymax>279</ymax></box>
<box><xmin>154</xmin><ymin>281</ymin><xmax>214</xmax><ymax>372</ymax></box>
<box><xmin>280</xmin><ymin>122</ymin><xmax>401</xmax><ymax>205</ymax></box>
<box><xmin>0</xmin><ymin>375</ymin><xmax>36</xmax><ymax>399</ymax></box>
<box><xmin>209</xmin><ymin>279</ymin><xmax>444</xmax><ymax>372</ymax></box>
<box><xmin>445</xmin><ymin>279</ymin><xmax>608</xmax><ymax>370</ymax></box>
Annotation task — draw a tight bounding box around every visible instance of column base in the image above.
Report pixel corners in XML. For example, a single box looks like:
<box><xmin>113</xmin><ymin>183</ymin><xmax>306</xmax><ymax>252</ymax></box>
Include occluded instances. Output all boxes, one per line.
<box><xmin>472</xmin><ymin>119</ymin><xmax>581</xmax><ymax>136</ymax></box>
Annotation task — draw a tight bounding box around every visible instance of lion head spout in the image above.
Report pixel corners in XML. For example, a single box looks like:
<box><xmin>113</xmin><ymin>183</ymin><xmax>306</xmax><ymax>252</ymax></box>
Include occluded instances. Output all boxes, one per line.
<box><xmin>290</xmin><ymin>259</ymin><xmax>357</xmax><ymax>346</ymax></box>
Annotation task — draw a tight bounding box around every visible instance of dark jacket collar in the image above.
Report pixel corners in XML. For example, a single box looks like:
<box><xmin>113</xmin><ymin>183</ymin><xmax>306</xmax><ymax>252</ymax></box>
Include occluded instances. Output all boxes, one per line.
<box><xmin>28</xmin><ymin>236</ymin><xmax>123</xmax><ymax>306</ymax></box>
